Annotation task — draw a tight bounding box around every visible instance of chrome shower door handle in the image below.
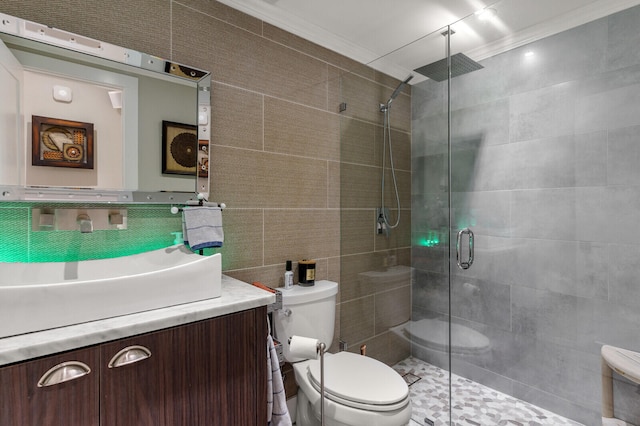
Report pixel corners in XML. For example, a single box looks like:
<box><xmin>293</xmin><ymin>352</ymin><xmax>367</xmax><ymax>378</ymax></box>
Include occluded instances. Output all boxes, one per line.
<box><xmin>456</xmin><ymin>228</ymin><xmax>474</xmax><ymax>270</ymax></box>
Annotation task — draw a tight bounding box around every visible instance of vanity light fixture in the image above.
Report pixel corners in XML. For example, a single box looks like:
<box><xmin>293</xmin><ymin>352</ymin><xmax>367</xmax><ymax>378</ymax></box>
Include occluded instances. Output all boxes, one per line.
<box><xmin>52</xmin><ymin>85</ymin><xmax>72</xmax><ymax>103</ymax></box>
<box><xmin>108</xmin><ymin>90</ymin><xmax>122</xmax><ymax>109</ymax></box>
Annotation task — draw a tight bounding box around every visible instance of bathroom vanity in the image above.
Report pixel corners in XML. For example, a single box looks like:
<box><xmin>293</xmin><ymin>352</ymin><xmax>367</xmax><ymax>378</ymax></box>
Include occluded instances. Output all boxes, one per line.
<box><xmin>0</xmin><ymin>276</ymin><xmax>274</xmax><ymax>426</ymax></box>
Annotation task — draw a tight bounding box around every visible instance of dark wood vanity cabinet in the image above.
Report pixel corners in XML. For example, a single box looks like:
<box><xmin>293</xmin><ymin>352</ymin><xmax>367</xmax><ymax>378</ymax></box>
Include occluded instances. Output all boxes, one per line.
<box><xmin>0</xmin><ymin>306</ymin><xmax>267</xmax><ymax>426</ymax></box>
<box><xmin>0</xmin><ymin>346</ymin><xmax>100</xmax><ymax>425</ymax></box>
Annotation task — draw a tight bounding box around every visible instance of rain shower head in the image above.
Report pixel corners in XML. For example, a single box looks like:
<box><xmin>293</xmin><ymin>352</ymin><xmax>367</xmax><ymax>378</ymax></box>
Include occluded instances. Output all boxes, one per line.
<box><xmin>414</xmin><ymin>53</ymin><xmax>483</xmax><ymax>82</ymax></box>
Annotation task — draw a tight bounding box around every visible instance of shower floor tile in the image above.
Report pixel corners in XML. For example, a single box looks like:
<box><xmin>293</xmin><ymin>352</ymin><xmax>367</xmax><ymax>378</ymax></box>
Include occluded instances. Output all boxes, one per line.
<box><xmin>393</xmin><ymin>357</ymin><xmax>584</xmax><ymax>426</ymax></box>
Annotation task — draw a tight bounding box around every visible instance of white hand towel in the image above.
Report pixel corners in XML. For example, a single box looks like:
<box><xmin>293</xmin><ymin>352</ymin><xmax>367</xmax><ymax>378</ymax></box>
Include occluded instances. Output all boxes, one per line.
<box><xmin>267</xmin><ymin>334</ymin><xmax>291</xmax><ymax>426</ymax></box>
<box><xmin>182</xmin><ymin>206</ymin><xmax>224</xmax><ymax>250</ymax></box>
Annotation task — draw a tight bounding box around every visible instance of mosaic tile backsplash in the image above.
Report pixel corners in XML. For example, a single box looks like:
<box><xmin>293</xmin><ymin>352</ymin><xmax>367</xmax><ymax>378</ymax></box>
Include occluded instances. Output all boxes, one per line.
<box><xmin>0</xmin><ymin>203</ymin><xmax>182</xmax><ymax>262</ymax></box>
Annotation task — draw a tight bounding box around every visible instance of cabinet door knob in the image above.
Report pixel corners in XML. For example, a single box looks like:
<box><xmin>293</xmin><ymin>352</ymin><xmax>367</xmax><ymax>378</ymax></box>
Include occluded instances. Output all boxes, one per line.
<box><xmin>37</xmin><ymin>361</ymin><xmax>91</xmax><ymax>387</ymax></box>
<box><xmin>108</xmin><ymin>345</ymin><xmax>152</xmax><ymax>368</ymax></box>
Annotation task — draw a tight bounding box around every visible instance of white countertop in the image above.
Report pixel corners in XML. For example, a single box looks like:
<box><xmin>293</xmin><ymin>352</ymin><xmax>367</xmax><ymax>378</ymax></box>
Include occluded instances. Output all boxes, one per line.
<box><xmin>0</xmin><ymin>275</ymin><xmax>275</xmax><ymax>366</ymax></box>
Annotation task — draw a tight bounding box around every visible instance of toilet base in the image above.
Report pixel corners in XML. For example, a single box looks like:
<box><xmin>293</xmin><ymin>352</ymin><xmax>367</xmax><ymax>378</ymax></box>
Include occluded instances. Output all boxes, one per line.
<box><xmin>296</xmin><ymin>390</ymin><xmax>411</xmax><ymax>426</ymax></box>
<box><xmin>293</xmin><ymin>358</ymin><xmax>412</xmax><ymax>426</ymax></box>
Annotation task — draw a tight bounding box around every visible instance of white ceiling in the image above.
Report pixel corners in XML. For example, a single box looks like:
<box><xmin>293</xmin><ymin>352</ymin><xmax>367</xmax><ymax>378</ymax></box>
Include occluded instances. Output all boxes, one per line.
<box><xmin>215</xmin><ymin>0</ymin><xmax>640</xmax><ymax>83</ymax></box>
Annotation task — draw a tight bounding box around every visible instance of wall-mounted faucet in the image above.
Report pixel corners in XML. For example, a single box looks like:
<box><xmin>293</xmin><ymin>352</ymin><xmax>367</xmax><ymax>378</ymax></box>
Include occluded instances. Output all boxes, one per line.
<box><xmin>77</xmin><ymin>213</ymin><xmax>93</xmax><ymax>233</ymax></box>
<box><xmin>31</xmin><ymin>208</ymin><xmax>127</xmax><ymax>232</ymax></box>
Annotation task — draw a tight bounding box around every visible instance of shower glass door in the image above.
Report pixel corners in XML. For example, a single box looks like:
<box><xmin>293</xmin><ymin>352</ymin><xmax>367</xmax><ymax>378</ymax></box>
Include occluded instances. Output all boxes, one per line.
<box><xmin>442</xmin><ymin>0</ymin><xmax>640</xmax><ymax>424</ymax></box>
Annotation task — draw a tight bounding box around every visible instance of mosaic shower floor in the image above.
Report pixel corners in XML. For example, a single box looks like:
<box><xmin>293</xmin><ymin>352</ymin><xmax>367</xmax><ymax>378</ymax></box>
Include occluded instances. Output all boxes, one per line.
<box><xmin>393</xmin><ymin>357</ymin><xmax>584</xmax><ymax>426</ymax></box>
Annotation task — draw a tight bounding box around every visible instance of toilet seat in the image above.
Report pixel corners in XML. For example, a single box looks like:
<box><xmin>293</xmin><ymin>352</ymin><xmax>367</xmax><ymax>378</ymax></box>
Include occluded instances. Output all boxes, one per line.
<box><xmin>306</xmin><ymin>352</ymin><xmax>409</xmax><ymax>412</ymax></box>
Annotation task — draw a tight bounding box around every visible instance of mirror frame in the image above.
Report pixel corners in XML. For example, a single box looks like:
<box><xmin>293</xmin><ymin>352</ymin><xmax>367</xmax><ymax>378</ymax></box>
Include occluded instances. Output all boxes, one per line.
<box><xmin>0</xmin><ymin>13</ymin><xmax>211</xmax><ymax>204</ymax></box>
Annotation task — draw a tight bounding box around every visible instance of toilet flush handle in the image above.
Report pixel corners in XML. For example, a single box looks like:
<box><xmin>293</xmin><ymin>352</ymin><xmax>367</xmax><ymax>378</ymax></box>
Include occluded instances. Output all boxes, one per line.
<box><xmin>282</xmin><ymin>308</ymin><xmax>292</xmax><ymax>317</ymax></box>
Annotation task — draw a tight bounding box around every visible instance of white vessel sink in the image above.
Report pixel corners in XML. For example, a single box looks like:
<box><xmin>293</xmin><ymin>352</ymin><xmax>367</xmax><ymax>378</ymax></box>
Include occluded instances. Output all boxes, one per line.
<box><xmin>0</xmin><ymin>245</ymin><xmax>221</xmax><ymax>338</ymax></box>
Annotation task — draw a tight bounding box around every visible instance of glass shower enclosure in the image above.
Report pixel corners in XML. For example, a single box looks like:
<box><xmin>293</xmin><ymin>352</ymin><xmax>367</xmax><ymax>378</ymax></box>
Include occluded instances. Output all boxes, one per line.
<box><xmin>341</xmin><ymin>0</ymin><xmax>640</xmax><ymax>425</ymax></box>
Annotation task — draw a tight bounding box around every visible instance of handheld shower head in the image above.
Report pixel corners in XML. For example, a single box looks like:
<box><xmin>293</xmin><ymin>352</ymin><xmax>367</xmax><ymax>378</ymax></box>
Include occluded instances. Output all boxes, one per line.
<box><xmin>381</xmin><ymin>74</ymin><xmax>413</xmax><ymax>111</ymax></box>
<box><xmin>389</xmin><ymin>74</ymin><xmax>413</xmax><ymax>102</ymax></box>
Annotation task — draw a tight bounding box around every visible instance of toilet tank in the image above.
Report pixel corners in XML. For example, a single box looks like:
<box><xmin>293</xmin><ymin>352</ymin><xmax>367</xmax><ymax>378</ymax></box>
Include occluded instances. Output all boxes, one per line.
<box><xmin>273</xmin><ymin>280</ymin><xmax>338</xmax><ymax>363</ymax></box>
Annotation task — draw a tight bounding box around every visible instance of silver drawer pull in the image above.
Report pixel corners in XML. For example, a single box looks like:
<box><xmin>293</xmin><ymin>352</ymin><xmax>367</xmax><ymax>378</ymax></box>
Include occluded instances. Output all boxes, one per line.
<box><xmin>37</xmin><ymin>361</ymin><xmax>91</xmax><ymax>387</ymax></box>
<box><xmin>108</xmin><ymin>345</ymin><xmax>151</xmax><ymax>368</ymax></box>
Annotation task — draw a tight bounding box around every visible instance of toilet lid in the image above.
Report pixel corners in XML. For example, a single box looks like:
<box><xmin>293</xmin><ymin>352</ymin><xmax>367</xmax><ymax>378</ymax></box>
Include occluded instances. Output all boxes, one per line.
<box><xmin>307</xmin><ymin>352</ymin><xmax>409</xmax><ymax>410</ymax></box>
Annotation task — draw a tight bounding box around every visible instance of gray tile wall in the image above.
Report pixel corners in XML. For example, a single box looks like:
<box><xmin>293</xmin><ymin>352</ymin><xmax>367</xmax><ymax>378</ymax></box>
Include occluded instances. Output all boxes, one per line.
<box><xmin>412</xmin><ymin>6</ymin><xmax>640</xmax><ymax>425</ymax></box>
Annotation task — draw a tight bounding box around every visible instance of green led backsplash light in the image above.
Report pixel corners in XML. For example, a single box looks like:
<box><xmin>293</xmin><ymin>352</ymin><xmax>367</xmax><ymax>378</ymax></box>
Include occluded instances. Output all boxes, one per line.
<box><xmin>0</xmin><ymin>203</ymin><xmax>183</xmax><ymax>263</ymax></box>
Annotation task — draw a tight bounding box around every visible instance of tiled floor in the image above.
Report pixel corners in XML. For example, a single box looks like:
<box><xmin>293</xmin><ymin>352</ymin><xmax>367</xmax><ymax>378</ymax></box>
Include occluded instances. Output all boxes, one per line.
<box><xmin>393</xmin><ymin>357</ymin><xmax>584</xmax><ymax>426</ymax></box>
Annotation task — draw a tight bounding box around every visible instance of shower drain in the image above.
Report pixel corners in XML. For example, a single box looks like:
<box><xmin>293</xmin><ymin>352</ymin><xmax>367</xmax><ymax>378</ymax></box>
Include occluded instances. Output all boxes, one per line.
<box><xmin>401</xmin><ymin>372</ymin><xmax>421</xmax><ymax>386</ymax></box>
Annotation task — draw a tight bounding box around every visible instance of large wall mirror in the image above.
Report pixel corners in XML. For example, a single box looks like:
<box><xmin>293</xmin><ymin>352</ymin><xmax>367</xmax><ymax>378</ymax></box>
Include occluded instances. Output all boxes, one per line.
<box><xmin>0</xmin><ymin>13</ymin><xmax>211</xmax><ymax>204</ymax></box>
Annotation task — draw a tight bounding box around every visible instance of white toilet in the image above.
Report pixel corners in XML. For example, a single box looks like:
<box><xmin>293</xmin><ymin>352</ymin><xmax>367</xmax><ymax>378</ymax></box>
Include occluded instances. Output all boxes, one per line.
<box><xmin>273</xmin><ymin>280</ymin><xmax>412</xmax><ymax>426</ymax></box>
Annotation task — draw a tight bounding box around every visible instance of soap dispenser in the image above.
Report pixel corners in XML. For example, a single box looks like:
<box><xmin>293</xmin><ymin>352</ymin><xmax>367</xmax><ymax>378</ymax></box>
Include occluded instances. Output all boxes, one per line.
<box><xmin>284</xmin><ymin>260</ymin><xmax>293</xmax><ymax>290</ymax></box>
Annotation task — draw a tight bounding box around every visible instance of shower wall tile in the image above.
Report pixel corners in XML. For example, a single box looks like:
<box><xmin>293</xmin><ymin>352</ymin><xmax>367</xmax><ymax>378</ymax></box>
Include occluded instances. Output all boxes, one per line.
<box><xmin>340</xmin><ymin>73</ymin><xmax>387</xmax><ymax>125</ymax></box>
<box><xmin>451</xmin><ymin>99</ymin><xmax>510</xmax><ymax>148</ymax></box>
<box><xmin>505</xmin><ymin>335</ymin><xmax>601</xmax><ymax>406</ymax></box>
<box><xmin>341</xmin><ymin>209</ymin><xmax>375</xmax><ymax>256</ymax></box>
<box><xmin>509</xmin><ymin>82</ymin><xmax>577</xmax><ymax>143</ymax></box>
<box><xmin>340</xmin><ymin>117</ymin><xmax>376</xmax><ymax>166</ymax></box>
<box><xmin>573</xmin><ymin>131</ymin><xmax>608</xmax><ymax>187</ymax></box>
<box><xmin>374</xmin><ymin>285</ymin><xmax>411</xmax><ymax>332</ymax></box>
<box><xmin>211</xmin><ymin>83</ymin><xmax>263</xmax><ymax>150</ymax></box>
<box><xmin>608</xmin><ymin>243</ymin><xmax>640</xmax><ymax>309</ymax></box>
<box><xmin>577</xmin><ymin>297</ymin><xmax>640</xmax><ymax>353</ymax></box>
<box><xmin>512</xmin><ymin>286</ymin><xmax>578</xmax><ymax>344</ymax></box>
<box><xmin>577</xmin><ymin>186</ymin><xmax>640</xmax><ymax>245</ymax></box>
<box><xmin>412</xmin><ymin>153</ymin><xmax>447</xmax><ymax>195</ymax></box>
<box><xmin>262</xmin><ymin>23</ymin><xmax>374</xmax><ymax>80</ymax></box>
<box><xmin>607</xmin><ymin>5</ymin><xmax>640</xmax><ymax>71</ymax></box>
<box><xmin>339</xmin><ymin>253</ymin><xmax>381</xmax><ymax>303</ymax></box>
<box><xmin>412</xmin><ymin>270</ymin><xmax>449</xmax><ymax>316</ymax></box>
<box><xmin>264</xmin><ymin>209</ymin><xmax>339</xmax><ymax>265</ymax></box>
<box><xmin>264</xmin><ymin>97</ymin><xmax>340</xmax><ymax>160</ymax></box>
<box><xmin>175</xmin><ymin>0</ymin><xmax>263</xmax><ymax>35</ymax></box>
<box><xmin>340</xmin><ymin>295</ymin><xmax>375</xmax><ymax>344</ymax></box>
<box><xmin>412</xmin><ymin>79</ymin><xmax>446</xmax><ymax>120</ymax></box>
<box><xmin>574</xmin><ymin>67</ymin><xmax>640</xmax><ymax>134</ymax></box>
<box><xmin>511</xmin><ymin>135</ymin><xmax>593</xmax><ymax>189</ymax></box>
<box><xmin>327</xmin><ymin>66</ymin><xmax>344</xmax><ymax>113</ymax></box>
<box><xmin>510</xmin><ymin>188</ymin><xmax>576</xmax><ymax>240</ymax></box>
<box><xmin>607</xmin><ymin>124</ymin><xmax>640</xmax><ymax>185</ymax></box>
<box><xmin>412</xmin><ymin>113</ymin><xmax>448</xmax><ymax>156</ymax></box>
<box><xmin>340</xmin><ymin>163</ymin><xmax>382</xmax><ymax>209</ymax></box>
<box><xmin>211</xmin><ymin>146</ymin><xmax>328</xmax><ymax>208</ymax></box>
<box><xmin>216</xmin><ymin>209</ymin><xmax>263</xmax><ymax>271</ymax></box>
<box><xmin>374</xmin><ymin>126</ymin><xmax>411</xmax><ymax>171</ymax></box>
<box><xmin>412</xmin><ymin>244</ymin><xmax>448</xmax><ymax>275</ymax></box>
<box><xmin>505</xmin><ymin>19</ymin><xmax>608</xmax><ymax>94</ymax></box>
<box><xmin>174</xmin><ymin>5</ymin><xmax>328</xmax><ymax>110</ymax></box>
<box><xmin>328</xmin><ymin>161</ymin><xmax>341</xmax><ymax>209</ymax></box>
<box><xmin>575</xmin><ymin>242</ymin><xmax>608</xmax><ymax>300</ymax></box>
<box><xmin>451</xmin><ymin>191</ymin><xmax>510</xmax><ymax>238</ymax></box>
<box><xmin>505</xmin><ymin>239</ymin><xmax>579</xmax><ymax>296</ymax></box>
<box><xmin>451</xmin><ymin>144</ymin><xmax>513</xmax><ymax>192</ymax></box>
<box><xmin>450</xmin><ymin>275</ymin><xmax>511</xmax><ymax>331</ymax></box>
